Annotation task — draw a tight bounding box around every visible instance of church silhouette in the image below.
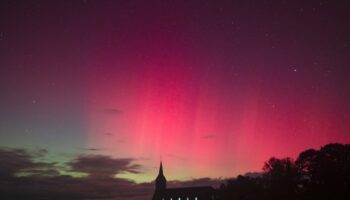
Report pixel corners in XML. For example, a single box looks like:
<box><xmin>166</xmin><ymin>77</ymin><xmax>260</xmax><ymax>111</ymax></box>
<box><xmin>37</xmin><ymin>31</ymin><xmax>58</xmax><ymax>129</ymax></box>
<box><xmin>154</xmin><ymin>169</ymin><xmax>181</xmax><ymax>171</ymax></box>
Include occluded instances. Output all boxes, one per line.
<box><xmin>152</xmin><ymin>162</ymin><xmax>217</xmax><ymax>200</ymax></box>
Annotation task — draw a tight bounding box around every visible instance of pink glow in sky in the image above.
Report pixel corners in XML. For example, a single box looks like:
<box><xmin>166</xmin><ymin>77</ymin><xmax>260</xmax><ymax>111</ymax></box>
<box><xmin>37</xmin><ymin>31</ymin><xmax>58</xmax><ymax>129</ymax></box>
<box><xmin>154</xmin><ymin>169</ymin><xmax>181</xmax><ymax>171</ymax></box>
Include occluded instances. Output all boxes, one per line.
<box><xmin>84</xmin><ymin>19</ymin><xmax>350</xmax><ymax>181</ymax></box>
<box><xmin>1</xmin><ymin>1</ymin><xmax>350</xmax><ymax>184</ymax></box>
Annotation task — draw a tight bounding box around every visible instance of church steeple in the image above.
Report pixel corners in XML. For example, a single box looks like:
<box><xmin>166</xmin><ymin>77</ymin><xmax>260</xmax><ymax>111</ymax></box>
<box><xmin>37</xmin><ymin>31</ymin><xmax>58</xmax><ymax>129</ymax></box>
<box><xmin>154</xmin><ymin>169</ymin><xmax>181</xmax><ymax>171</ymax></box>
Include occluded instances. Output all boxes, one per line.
<box><xmin>155</xmin><ymin>161</ymin><xmax>167</xmax><ymax>191</ymax></box>
<box><xmin>159</xmin><ymin>161</ymin><xmax>164</xmax><ymax>176</ymax></box>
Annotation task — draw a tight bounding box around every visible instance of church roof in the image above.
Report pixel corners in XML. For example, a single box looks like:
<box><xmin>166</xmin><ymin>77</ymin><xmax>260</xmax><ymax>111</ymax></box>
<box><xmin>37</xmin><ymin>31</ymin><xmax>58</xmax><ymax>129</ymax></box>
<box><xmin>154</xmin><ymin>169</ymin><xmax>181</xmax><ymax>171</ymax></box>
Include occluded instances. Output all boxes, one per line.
<box><xmin>166</xmin><ymin>186</ymin><xmax>214</xmax><ymax>192</ymax></box>
<box><xmin>162</xmin><ymin>186</ymin><xmax>215</xmax><ymax>196</ymax></box>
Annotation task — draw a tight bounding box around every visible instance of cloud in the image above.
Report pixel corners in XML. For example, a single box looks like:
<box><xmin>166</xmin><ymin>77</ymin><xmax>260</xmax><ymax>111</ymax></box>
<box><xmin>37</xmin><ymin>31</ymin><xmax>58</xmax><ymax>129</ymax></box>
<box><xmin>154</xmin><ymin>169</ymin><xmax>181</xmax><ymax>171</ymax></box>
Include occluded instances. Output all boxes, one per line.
<box><xmin>83</xmin><ymin>148</ymin><xmax>101</xmax><ymax>151</ymax></box>
<box><xmin>104</xmin><ymin>108</ymin><xmax>123</xmax><ymax>115</ymax></box>
<box><xmin>0</xmin><ymin>147</ymin><xmax>225</xmax><ymax>200</ymax></box>
<box><xmin>0</xmin><ymin>148</ymin><xmax>57</xmax><ymax>178</ymax></box>
<box><xmin>202</xmin><ymin>134</ymin><xmax>216</xmax><ymax>139</ymax></box>
<box><xmin>105</xmin><ymin>132</ymin><xmax>113</xmax><ymax>136</ymax></box>
<box><xmin>69</xmin><ymin>155</ymin><xmax>142</xmax><ymax>178</ymax></box>
<box><xmin>0</xmin><ymin>147</ymin><xmax>151</xmax><ymax>200</ymax></box>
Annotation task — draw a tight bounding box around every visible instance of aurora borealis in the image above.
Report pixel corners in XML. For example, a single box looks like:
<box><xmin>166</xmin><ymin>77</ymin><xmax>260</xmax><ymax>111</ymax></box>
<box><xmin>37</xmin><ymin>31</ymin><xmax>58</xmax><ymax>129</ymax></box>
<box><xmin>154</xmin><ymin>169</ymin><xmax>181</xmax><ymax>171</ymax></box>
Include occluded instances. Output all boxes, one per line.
<box><xmin>1</xmin><ymin>0</ymin><xmax>350</xmax><ymax>188</ymax></box>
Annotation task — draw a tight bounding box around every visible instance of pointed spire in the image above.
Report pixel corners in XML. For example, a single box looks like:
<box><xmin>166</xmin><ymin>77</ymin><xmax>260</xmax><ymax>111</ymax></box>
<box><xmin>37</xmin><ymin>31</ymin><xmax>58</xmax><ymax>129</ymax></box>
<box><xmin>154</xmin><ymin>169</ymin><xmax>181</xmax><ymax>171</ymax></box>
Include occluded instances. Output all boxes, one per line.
<box><xmin>159</xmin><ymin>161</ymin><xmax>164</xmax><ymax>176</ymax></box>
<box><xmin>155</xmin><ymin>161</ymin><xmax>166</xmax><ymax>191</ymax></box>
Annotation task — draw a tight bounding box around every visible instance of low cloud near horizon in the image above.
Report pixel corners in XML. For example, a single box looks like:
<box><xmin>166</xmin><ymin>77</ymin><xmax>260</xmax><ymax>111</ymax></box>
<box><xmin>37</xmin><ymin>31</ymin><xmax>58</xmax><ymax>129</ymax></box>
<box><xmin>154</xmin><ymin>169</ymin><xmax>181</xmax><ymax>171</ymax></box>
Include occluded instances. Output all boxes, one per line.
<box><xmin>0</xmin><ymin>147</ymin><xmax>225</xmax><ymax>200</ymax></box>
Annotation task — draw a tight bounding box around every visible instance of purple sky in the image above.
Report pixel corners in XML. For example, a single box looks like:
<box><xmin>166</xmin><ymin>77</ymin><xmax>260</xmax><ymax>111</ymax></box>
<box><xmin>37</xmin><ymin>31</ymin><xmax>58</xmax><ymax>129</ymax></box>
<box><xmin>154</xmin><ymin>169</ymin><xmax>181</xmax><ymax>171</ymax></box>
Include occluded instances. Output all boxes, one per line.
<box><xmin>1</xmin><ymin>0</ymin><xmax>350</xmax><ymax>199</ymax></box>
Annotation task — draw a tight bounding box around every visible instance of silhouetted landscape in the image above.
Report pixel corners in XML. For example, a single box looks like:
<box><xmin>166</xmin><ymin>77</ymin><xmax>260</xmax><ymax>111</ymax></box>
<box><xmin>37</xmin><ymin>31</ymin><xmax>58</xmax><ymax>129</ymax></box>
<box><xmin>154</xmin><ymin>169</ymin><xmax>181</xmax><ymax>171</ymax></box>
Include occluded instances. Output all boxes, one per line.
<box><xmin>218</xmin><ymin>143</ymin><xmax>350</xmax><ymax>200</ymax></box>
<box><xmin>1</xmin><ymin>0</ymin><xmax>350</xmax><ymax>200</ymax></box>
<box><xmin>1</xmin><ymin>143</ymin><xmax>349</xmax><ymax>199</ymax></box>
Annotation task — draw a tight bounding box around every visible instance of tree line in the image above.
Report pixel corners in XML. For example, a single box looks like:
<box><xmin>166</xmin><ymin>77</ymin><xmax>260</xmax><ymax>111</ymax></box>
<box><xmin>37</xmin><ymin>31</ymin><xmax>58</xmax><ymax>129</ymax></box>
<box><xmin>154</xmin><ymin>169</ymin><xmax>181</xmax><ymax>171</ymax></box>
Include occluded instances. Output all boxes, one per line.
<box><xmin>218</xmin><ymin>143</ymin><xmax>350</xmax><ymax>200</ymax></box>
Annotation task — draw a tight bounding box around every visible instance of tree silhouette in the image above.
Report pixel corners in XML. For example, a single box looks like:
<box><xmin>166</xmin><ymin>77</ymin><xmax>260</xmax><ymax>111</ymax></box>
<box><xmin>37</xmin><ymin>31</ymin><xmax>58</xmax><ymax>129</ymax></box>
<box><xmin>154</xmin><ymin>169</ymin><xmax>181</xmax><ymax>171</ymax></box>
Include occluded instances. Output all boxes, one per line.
<box><xmin>220</xmin><ymin>175</ymin><xmax>263</xmax><ymax>200</ymax></box>
<box><xmin>262</xmin><ymin>157</ymin><xmax>300</xmax><ymax>199</ymax></box>
<box><xmin>219</xmin><ymin>143</ymin><xmax>350</xmax><ymax>200</ymax></box>
<box><xmin>295</xmin><ymin>143</ymin><xmax>350</xmax><ymax>200</ymax></box>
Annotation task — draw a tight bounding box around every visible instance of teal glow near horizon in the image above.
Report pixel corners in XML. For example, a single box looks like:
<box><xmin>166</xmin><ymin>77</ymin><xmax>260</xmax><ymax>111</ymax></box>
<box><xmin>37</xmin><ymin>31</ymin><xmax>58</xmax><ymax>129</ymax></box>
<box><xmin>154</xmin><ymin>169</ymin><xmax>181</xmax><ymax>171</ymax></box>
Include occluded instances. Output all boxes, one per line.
<box><xmin>1</xmin><ymin>0</ymin><xmax>350</xmax><ymax>184</ymax></box>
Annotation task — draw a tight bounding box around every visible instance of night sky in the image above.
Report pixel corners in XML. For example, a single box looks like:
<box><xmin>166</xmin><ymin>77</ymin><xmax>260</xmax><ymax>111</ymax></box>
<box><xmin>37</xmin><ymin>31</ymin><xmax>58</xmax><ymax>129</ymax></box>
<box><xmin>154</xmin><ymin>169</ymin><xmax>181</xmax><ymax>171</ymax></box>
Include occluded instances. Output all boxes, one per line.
<box><xmin>1</xmin><ymin>0</ymin><xmax>350</xmax><ymax>189</ymax></box>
